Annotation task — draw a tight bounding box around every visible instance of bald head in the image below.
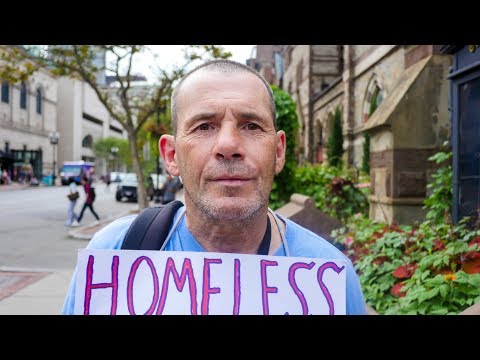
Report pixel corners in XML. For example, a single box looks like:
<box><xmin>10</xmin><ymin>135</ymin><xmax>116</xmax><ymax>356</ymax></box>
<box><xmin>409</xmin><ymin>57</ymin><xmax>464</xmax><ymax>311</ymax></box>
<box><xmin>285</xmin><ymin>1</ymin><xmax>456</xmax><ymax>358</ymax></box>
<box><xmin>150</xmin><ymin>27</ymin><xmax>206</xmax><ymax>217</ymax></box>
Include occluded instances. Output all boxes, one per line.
<box><xmin>171</xmin><ymin>59</ymin><xmax>276</xmax><ymax>135</ymax></box>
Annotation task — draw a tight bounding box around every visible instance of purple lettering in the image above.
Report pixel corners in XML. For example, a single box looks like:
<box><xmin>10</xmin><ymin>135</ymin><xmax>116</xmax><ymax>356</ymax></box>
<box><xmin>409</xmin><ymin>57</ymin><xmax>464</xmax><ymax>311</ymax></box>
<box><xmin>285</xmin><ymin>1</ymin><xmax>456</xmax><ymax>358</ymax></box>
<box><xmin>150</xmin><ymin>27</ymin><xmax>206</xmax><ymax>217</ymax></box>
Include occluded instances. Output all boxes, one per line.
<box><xmin>233</xmin><ymin>259</ymin><xmax>241</xmax><ymax>315</ymax></box>
<box><xmin>126</xmin><ymin>256</ymin><xmax>159</xmax><ymax>315</ymax></box>
<box><xmin>288</xmin><ymin>261</ymin><xmax>315</xmax><ymax>315</ymax></box>
<box><xmin>84</xmin><ymin>255</ymin><xmax>119</xmax><ymax>315</ymax></box>
<box><xmin>156</xmin><ymin>257</ymin><xmax>197</xmax><ymax>315</ymax></box>
<box><xmin>201</xmin><ymin>258</ymin><xmax>222</xmax><ymax>315</ymax></box>
<box><xmin>317</xmin><ymin>262</ymin><xmax>345</xmax><ymax>315</ymax></box>
<box><xmin>260</xmin><ymin>259</ymin><xmax>278</xmax><ymax>315</ymax></box>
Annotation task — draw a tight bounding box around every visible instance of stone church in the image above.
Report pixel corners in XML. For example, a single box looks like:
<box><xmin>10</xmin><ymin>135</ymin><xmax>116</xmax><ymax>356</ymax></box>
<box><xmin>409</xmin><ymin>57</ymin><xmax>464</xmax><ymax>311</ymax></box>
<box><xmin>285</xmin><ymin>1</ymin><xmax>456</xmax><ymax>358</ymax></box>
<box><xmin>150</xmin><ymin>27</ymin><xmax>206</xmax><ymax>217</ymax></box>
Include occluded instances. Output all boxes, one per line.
<box><xmin>282</xmin><ymin>45</ymin><xmax>451</xmax><ymax>224</ymax></box>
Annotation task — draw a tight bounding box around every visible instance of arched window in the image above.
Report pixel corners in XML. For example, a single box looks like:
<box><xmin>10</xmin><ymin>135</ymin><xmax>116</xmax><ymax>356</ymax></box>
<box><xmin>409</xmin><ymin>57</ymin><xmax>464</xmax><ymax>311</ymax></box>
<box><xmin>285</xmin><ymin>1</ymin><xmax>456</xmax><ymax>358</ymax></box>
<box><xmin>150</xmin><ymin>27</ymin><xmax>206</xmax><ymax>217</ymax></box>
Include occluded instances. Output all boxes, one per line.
<box><xmin>362</xmin><ymin>76</ymin><xmax>384</xmax><ymax>123</ymax></box>
<box><xmin>82</xmin><ymin>135</ymin><xmax>93</xmax><ymax>148</ymax></box>
<box><xmin>20</xmin><ymin>82</ymin><xmax>27</xmax><ymax>109</ymax></box>
<box><xmin>36</xmin><ymin>88</ymin><xmax>42</xmax><ymax>114</ymax></box>
<box><xmin>1</xmin><ymin>81</ymin><xmax>9</xmax><ymax>103</ymax></box>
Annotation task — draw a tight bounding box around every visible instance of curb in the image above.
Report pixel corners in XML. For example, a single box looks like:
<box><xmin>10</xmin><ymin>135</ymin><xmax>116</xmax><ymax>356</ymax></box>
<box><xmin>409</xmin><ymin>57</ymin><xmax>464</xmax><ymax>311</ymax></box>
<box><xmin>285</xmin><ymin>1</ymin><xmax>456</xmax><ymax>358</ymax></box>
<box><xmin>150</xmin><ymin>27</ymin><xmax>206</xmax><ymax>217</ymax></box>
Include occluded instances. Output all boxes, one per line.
<box><xmin>68</xmin><ymin>209</ymin><xmax>139</xmax><ymax>240</ymax></box>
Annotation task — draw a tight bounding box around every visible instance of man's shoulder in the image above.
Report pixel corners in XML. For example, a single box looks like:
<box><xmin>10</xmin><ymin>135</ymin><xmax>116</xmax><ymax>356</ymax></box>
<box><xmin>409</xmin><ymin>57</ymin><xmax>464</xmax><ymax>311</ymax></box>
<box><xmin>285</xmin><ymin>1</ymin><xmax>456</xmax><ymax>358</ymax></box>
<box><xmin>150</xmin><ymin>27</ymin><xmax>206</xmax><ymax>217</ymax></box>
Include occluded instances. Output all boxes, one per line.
<box><xmin>280</xmin><ymin>215</ymin><xmax>349</xmax><ymax>261</ymax></box>
<box><xmin>87</xmin><ymin>214</ymin><xmax>137</xmax><ymax>250</ymax></box>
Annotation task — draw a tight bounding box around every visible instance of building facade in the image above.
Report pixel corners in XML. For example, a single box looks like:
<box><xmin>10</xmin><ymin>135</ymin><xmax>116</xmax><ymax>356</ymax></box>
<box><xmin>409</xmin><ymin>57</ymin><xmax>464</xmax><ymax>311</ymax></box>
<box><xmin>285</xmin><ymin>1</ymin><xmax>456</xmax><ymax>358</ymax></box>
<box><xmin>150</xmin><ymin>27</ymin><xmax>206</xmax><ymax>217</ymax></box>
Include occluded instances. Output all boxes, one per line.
<box><xmin>282</xmin><ymin>45</ymin><xmax>344</xmax><ymax>163</ymax></box>
<box><xmin>246</xmin><ymin>45</ymin><xmax>284</xmax><ymax>86</ymax></box>
<box><xmin>283</xmin><ymin>45</ymin><xmax>452</xmax><ymax>224</ymax></box>
<box><xmin>0</xmin><ymin>48</ymin><xmax>59</xmax><ymax>182</ymax></box>
<box><xmin>0</xmin><ymin>46</ymin><xmax>127</xmax><ymax>184</ymax></box>
<box><xmin>56</xmin><ymin>77</ymin><xmax>125</xmax><ymax>177</ymax></box>
<box><xmin>443</xmin><ymin>45</ymin><xmax>480</xmax><ymax>224</ymax></box>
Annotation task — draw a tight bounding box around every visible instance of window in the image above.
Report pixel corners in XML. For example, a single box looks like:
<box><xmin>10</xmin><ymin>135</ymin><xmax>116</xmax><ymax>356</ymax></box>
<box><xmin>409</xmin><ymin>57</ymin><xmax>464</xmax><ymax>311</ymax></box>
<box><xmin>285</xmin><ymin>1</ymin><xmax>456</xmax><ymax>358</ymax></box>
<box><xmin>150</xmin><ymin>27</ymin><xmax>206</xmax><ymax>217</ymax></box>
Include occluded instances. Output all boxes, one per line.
<box><xmin>82</xmin><ymin>135</ymin><xmax>93</xmax><ymax>148</ymax></box>
<box><xmin>36</xmin><ymin>88</ymin><xmax>42</xmax><ymax>114</ymax></box>
<box><xmin>362</xmin><ymin>77</ymin><xmax>384</xmax><ymax>123</ymax></box>
<box><xmin>1</xmin><ymin>81</ymin><xmax>9</xmax><ymax>103</ymax></box>
<box><xmin>20</xmin><ymin>82</ymin><xmax>27</xmax><ymax>109</ymax></box>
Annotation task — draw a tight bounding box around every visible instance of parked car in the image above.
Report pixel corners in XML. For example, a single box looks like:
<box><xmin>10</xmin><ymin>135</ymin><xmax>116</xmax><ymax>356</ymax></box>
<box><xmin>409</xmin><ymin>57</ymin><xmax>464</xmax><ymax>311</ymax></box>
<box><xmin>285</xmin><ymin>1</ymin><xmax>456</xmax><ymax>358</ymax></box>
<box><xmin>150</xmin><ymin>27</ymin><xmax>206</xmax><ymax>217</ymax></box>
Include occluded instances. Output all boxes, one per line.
<box><xmin>115</xmin><ymin>173</ymin><xmax>138</xmax><ymax>202</ymax></box>
<box><xmin>148</xmin><ymin>173</ymin><xmax>167</xmax><ymax>201</ymax></box>
<box><xmin>115</xmin><ymin>173</ymin><xmax>169</xmax><ymax>202</ymax></box>
<box><xmin>111</xmin><ymin>172</ymin><xmax>127</xmax><ymax>183</ymax></box>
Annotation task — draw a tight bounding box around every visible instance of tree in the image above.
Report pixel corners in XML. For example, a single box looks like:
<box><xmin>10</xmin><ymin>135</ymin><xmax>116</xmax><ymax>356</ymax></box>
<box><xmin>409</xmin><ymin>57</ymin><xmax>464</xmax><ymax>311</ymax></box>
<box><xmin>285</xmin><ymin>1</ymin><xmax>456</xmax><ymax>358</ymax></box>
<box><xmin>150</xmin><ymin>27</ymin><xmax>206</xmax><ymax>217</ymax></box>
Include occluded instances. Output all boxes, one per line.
<box><xmin>362</xmin><ymin>89</ymin><xmax>379</xmax><ymax>175</ymax></box>
<box><xmin>93</xmin><ymin>136</ymin><xmax>130</xmax><ymax>171</ymax></box>
<box><xmin>327</xmin><ymin>106</ymin><xmax>344</xmax><ymax>168</ymax></box>
<box><xmin>269</xmin><ymin>86</ymin><xmax>299</xmax><ymax>209</ymax></box>
<box><xmin>0</xmin><ymin>45</ymin><xmax>231</xmax><ymax>208</ymax></box>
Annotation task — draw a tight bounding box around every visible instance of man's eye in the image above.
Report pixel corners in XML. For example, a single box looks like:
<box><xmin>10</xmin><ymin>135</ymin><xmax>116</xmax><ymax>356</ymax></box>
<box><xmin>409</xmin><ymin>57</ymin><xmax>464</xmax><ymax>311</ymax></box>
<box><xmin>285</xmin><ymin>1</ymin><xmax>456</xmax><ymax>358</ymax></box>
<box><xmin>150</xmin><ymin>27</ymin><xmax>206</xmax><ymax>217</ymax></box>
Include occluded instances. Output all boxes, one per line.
<box><xmin>246</xmin><ymin>123</ymin><xmax>260</xmax><ymax>131</ymax></box>
<box><xmin>197</xmin><ymin>123</ymin><xmax>211</xmax><ymax>131</ymax></box>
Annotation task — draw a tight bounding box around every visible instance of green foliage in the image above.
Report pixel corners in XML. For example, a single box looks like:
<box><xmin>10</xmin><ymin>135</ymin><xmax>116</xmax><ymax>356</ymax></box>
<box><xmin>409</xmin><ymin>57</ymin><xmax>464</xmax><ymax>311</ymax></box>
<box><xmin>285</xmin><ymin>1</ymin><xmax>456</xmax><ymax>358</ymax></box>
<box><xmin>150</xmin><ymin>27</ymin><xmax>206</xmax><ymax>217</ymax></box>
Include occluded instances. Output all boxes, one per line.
<box><xmin>423</xmin><ymin>148</ymin><xmax>453</xmax><ymax>224</ymax></box>
<box><xmin>361</xmin><ymin>132</ymin><xmax>370</xmax><ymax>175</ymax></box>
<box><xmin>335</xmin><ymin>148</ymin><xmax>480</xmax><ymax>314</ymax></box>
<box><xmin>327</xmin><ymin>107</ymin><xmax>344</xmax><ymax>168</ymax></box>
<box><xmin>269</xmin><ymin>85</ymin><xmax>299</xmax><ymax>209</ymax></box>
<box><xmin>337</xmin><ymin>211</ymin><xmax>480</xmax><ymax>314</ymax></box>
<box><xmin>1</xmin><ymin>45</ymin><xmax>231</xmax><ymax>209</ymax></box>
<box><xmin>294</xmin><ymin>164</ymin><xmax>369</xmax><ymax>222</ymax></box>
<box><xmin>93</xmin><ymin>137</ymin><xmax>131</xmax><ymax>171</ymax></box>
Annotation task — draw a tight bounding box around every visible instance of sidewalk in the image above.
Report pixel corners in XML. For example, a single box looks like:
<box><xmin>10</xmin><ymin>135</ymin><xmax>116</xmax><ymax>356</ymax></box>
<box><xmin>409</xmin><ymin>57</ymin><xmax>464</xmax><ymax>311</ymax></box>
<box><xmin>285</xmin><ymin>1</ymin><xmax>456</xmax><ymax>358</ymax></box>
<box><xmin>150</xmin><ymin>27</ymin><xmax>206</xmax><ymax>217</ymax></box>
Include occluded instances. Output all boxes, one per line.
<box><xmin>0</xmin><ymin>189</ymin><xmax>185</xmax><ymax>314</ymax></box>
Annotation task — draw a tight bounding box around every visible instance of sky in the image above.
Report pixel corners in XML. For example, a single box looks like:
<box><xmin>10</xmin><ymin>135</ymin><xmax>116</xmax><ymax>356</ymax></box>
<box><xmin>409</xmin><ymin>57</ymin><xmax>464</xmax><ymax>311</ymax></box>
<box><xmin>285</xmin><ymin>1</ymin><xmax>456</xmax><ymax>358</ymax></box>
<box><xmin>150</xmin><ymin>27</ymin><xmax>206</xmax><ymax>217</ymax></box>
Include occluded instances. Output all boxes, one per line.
<box><xmin>130</xmin><ymin>45</ymin><xmax>255</xmax><ymax>83</ymax></box>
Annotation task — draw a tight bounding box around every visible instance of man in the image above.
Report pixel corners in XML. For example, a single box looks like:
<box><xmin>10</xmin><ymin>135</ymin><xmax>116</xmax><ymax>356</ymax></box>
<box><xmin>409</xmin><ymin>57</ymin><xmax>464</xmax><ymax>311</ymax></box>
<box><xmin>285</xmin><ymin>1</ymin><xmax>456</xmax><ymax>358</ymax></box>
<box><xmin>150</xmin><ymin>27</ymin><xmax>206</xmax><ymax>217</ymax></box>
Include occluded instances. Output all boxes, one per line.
<box><xmin>162</xmin><ymin>173</ymin><xmax>179</xmax><ymax>204</ymax></box>
<box><xmin>61</xmin><ymin>59</ymin><xmax>366</xmax><ymax>315</ymax></box>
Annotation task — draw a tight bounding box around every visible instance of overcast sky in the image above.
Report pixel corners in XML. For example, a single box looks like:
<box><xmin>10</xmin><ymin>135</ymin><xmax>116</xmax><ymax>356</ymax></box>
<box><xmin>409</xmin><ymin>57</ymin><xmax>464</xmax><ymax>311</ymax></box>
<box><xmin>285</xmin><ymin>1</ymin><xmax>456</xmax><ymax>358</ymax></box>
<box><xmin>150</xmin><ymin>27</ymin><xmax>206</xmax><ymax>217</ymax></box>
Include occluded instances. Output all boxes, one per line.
<box><xmin>130</xmin><ymin>45</ymin><xmax>255</xmax><ymax>82</ymax></box>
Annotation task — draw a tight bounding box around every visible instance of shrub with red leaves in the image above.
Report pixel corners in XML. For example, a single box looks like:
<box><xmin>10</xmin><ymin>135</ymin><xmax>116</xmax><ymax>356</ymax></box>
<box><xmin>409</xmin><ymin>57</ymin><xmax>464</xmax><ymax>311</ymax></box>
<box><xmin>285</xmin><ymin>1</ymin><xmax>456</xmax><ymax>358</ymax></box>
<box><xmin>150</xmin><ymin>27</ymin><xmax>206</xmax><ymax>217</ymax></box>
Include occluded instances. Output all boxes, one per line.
<box><xmin>392</xmin><ymin>264</ymin><xmax>417</xmax><ymax>279</ymax></box>
<box><xmin>391</xmin><ymin>283</ymin><xmax>407</xmax><ymax>298</ymax></box>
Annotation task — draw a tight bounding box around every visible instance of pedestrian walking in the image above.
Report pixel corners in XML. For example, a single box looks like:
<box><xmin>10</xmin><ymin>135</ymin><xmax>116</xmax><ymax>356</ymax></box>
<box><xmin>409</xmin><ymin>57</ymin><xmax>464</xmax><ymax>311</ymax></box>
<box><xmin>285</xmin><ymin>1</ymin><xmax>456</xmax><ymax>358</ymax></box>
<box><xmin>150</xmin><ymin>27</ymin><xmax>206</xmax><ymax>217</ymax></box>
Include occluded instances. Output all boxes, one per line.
<box><xmin>162</xmin><ymin>174</ymin><xmax>179</xmax><ymax>204</ymax></box>
<box><xmin>77</xmin><ymin>176</ymin><xmax>100</xmax><ymax>224</ymax></box>
<box><xmin>65</xmin><ymin>178</ymin><xmax>80</xmax><ymax>227</ymax></box>
<box><xmin>104</xmin><ymin>172</ymin><xmax>111</xmax><ymax>192</ymax></box>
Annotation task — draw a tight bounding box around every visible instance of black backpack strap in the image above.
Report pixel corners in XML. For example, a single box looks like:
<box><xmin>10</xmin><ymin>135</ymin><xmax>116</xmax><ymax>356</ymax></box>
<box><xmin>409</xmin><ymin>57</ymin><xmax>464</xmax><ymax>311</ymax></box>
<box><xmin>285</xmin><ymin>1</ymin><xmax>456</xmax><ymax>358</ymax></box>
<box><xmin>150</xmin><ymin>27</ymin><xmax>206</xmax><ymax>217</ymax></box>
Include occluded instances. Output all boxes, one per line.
<box><xmin>121</xmin><ymin>200</ymin><xmax>184</xmax><ymax>250</ymax></box>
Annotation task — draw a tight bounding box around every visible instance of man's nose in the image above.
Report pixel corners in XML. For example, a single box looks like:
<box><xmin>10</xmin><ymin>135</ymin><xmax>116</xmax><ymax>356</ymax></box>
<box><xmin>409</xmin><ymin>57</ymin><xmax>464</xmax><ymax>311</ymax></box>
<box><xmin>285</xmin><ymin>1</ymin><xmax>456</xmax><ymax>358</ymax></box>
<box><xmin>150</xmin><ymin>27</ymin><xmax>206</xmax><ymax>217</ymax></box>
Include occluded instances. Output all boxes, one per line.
<box><xmin>213</xmin><ymin>124</ymin><xmax>244</xmax><ymax>160</ymax></box>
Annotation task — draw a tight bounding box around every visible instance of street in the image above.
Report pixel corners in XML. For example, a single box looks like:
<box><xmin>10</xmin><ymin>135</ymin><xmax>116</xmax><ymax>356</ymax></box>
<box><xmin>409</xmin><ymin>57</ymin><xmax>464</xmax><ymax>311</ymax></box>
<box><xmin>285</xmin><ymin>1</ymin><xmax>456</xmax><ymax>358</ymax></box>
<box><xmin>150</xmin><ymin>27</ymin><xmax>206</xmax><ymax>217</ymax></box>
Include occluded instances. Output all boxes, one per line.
<box><xmin>0</xmin><ymin>181</ymin><xmax>185</xmax><ymax>314</ymax></box>
<box><xmin>0</xmin><ymin>182</ymin><xmax>138</xmax><ymax>271</ymax></box>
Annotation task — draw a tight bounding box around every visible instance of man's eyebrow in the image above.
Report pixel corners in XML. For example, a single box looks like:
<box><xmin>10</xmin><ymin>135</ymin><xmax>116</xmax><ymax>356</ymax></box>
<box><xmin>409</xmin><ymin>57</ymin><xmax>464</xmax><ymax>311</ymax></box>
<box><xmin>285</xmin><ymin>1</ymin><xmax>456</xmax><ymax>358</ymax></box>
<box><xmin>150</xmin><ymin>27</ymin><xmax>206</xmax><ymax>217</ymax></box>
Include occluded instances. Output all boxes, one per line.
<box><xmin>187</xmin><ymin>112</ymin><xmax>218</xmax><ymax>122</ymax></box>
<box><xmin>236</xmin><ymin>111</ymin><xmax>264</xmax><ymax>121</ymax></box>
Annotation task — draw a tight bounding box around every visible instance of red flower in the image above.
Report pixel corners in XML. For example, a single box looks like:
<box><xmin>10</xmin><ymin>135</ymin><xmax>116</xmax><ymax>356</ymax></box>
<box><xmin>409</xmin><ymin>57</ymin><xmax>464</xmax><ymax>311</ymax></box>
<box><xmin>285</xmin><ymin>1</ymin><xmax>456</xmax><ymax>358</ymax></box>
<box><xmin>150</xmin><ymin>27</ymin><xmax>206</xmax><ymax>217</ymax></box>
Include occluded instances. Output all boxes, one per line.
<box><xmin>433</xmin><ymin>240</ymin><xmax>446</xmax><ymax>252</ymax></box>
<box><xmin>392</xmin><ymin>283</ymin><xmax>407</xmax><ymax>298</ymax></box>
<box><xmin>392</xmin><ymin>264</ymin><xmax>417</xmax><ymax>279</ymax></box>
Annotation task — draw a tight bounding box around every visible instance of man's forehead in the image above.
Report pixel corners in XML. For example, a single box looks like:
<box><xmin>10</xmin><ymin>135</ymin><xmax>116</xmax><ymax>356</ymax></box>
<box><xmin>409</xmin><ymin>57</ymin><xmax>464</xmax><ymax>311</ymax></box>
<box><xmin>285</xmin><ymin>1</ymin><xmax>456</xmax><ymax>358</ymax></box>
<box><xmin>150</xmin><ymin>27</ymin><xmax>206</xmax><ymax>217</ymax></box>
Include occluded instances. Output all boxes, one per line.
<box><xmin>182</xmin><ymin>68</ymin><xmax>259</xmax><ymax>87</ymax></box>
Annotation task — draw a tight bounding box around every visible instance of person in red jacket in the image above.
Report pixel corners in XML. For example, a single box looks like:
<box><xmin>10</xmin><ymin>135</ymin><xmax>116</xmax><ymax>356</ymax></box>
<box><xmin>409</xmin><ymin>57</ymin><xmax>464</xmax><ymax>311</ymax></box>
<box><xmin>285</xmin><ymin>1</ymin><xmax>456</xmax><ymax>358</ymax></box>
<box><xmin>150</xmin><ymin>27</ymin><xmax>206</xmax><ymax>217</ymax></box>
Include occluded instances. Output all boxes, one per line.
<box><xmin>77</xmin><ymin>176</ymin><xmax>100</xmax><ymax>224</ymax></box>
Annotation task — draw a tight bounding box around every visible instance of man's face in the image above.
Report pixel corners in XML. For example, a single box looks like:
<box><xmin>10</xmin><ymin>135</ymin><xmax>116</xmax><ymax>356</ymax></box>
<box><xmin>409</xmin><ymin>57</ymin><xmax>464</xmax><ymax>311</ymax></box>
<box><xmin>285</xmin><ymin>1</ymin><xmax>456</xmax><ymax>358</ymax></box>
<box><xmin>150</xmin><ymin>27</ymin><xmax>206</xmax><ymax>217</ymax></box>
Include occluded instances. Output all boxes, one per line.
<box><xmin>166</xmin><ymin>70</ymin><xmax>285</xmax><ymax>221</ymax></box>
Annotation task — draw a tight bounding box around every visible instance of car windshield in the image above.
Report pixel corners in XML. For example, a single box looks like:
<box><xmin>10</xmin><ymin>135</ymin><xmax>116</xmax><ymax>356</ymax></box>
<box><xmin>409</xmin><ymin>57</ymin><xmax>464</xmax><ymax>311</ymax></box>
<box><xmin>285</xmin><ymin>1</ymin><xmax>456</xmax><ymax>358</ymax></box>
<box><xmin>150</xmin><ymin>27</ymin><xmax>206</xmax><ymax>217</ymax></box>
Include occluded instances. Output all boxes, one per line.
<box><xmin>122</xmin><ymin>173</ymin><xmax>137</xmax><ymax>183</ymax></box>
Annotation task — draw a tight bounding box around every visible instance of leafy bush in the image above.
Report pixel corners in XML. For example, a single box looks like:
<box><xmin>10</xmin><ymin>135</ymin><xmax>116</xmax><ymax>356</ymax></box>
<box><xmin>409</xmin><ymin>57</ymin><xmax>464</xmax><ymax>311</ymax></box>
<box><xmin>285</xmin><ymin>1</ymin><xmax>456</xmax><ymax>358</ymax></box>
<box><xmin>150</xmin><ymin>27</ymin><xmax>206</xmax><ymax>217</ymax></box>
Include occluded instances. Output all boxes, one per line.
<box><xmin>269</xmin><ymin>85</ymin><xmax>299</xmax><ymax>210</ymax></box>
<box><xmin>327</xmin><ymin>107</ymin><xmax>344</xmax><ymax>168</ymax></box>
<box><xmin>295</xmin><ymin>164</ymin><xmax>369</xmax><ymax>222</ymax></box>
<box><xmin>335</xmin><ymin>149</ymin><xmax>480</xmax><ymax>314</ymax></box>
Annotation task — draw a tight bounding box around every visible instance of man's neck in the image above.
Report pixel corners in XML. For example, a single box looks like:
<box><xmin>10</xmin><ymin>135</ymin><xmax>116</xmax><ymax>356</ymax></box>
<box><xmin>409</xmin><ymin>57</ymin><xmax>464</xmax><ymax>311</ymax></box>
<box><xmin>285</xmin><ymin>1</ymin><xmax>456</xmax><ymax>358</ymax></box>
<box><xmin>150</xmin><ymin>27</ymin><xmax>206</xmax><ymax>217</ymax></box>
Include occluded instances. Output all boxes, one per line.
<box><xmin>184</xmin><ymin>201</ymin><xmax>272</xmax><ymax>255</ymax></box>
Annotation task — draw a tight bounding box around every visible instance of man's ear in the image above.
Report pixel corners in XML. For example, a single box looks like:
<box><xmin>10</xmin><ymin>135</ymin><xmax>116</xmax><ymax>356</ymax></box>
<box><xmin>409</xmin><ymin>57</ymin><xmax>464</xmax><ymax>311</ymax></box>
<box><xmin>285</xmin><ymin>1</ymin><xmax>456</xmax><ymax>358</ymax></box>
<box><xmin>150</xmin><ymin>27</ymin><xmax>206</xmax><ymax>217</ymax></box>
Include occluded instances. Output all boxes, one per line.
<box><xmin>159</xmin><ymin>135</ymin><xmax>180</xmax><ymax>176</ymax></box>
<box><xmin>275</xmin><ymin>130</ymin><xmax>286</xmax><ymax>175</ymax></box>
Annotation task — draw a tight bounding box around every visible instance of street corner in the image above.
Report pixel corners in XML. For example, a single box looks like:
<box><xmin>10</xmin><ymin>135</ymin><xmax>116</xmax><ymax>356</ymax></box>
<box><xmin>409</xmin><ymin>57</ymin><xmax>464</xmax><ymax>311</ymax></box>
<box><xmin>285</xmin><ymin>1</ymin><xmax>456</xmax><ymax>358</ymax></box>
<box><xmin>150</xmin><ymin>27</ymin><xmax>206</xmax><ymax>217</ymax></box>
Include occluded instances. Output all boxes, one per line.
<box><xmin>67</xmin><ymin>211</ymin><xmax>137</xmax><ymax>240</ymax></box>
<box><xmin>67</xmin><ymin>221</ymin><xmax>110</xmax><ymax>240</ymax></box>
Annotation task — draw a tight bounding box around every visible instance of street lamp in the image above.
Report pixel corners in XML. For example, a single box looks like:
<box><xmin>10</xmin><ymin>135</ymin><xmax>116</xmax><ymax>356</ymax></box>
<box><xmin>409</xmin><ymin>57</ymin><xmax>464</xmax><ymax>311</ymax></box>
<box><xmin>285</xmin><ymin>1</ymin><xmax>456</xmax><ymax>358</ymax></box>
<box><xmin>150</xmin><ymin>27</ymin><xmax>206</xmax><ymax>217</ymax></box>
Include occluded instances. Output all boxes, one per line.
<box><xmin>110</xmin><ymin>146</ymin><xmax>119</xmax><ymax>172</ymax></box>
<box><xmin>48</xmin><ymin>131</ymin><xmax>59</xmax><ymax>186</ymax></box>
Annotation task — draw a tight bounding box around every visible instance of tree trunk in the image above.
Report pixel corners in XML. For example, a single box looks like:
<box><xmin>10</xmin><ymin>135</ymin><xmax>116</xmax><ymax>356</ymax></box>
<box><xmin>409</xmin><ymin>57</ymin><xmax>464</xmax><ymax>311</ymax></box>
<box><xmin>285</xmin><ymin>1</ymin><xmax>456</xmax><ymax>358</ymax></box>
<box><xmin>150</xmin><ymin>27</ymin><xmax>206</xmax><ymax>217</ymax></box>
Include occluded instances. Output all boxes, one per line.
<box><xmin>127</xmin><ymin>129</ymin><xmax>149</xmax><ymax>209</ymax></box>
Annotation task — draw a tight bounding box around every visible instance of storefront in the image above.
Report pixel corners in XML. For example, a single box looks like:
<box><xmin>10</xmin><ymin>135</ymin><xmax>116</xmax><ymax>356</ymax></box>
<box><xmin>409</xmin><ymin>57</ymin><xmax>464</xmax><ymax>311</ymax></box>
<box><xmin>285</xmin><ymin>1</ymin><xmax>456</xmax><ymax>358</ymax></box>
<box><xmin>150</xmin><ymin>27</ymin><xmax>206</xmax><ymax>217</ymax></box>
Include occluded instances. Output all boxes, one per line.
<box><xmin>11</xmin><ymin>147</ymin><xmax>43</xmax><ymax>182</ymax></box>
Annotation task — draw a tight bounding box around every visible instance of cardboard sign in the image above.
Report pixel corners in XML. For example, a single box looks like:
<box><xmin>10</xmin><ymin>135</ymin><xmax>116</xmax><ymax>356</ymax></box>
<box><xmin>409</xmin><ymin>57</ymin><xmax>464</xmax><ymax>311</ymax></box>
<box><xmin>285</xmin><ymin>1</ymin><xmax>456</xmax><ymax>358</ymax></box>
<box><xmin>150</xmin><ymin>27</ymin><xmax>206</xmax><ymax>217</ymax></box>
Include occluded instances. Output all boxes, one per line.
<box><xmin>74</xmin><ymin>249</ymin><xmax>346</xmax><ymax>315</ymax></box>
